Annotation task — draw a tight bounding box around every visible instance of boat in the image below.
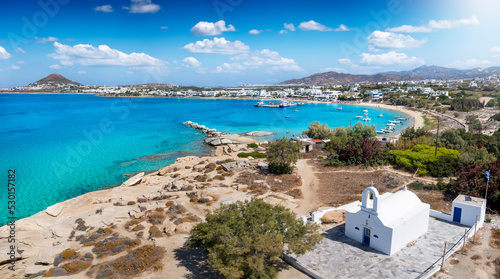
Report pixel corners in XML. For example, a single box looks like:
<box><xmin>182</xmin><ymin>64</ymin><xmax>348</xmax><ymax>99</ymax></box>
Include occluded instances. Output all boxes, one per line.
<box><xmin>376</xmin><ymin>130</ymin><xmax>386</xmax><ymax>134</ymax></box>
<box><xmin>297</xmin><ymin>102</ymin><xmax>305</xmax><ymax>106</ymax></box>
<box><xmin>362</xmin><ymin>118</ymin><xmax>371</xmax><ymax>121</ymax></box>
<box><xmin>279</xmin><ymin>101</ymin><xmax>291</xmax><ymax>108</ymax></box>
<box><xmin>378</xmin><ymin>114</ymin><xmax>383</xmax><ymax>117</ymax></box>
<box><xmin>254</xmin><ymin>101</ymin><xmax>265</xmax><ymax>107</ymax></box>
<box><xmin>389</xmin><ymin>120</ymin><xmax>401</xmax><ymax>124</ymax></box>
<box><xmin>398</xmin><ymin>117</ymin><xmax>408</xmax><ymax>121</ymax></box>
<box><xmin>387</xmin><ymin>123</ymin><xmax>396</xmax><ymax>126</ymax></box>
<box><xmin>394</xmin><ymin>115</ymin><xmax>401</xmax><ymax>118</ymax></box>
<box><xmin>337</xmin><ymin>107</ymin><xmax>343</xmax><ymax>110</ymax></box>
<box><xmin>294</xmin><ymin>110</ymin><xmax>298</xmax><ymax>112</ymax></box>
<box><xmin>363</xmin><ymin>109</ymin><xmax>369</xmax><ymax>113</ymax></box>
<box><xmin>355</xmin><ymin>116</ymin><xmax>363</xmax><ymax>119</ymax></box>
<box><xmin>285</xmin><ymin>116</ymin><xmax>290</xmax><ymax>118</ymax></box>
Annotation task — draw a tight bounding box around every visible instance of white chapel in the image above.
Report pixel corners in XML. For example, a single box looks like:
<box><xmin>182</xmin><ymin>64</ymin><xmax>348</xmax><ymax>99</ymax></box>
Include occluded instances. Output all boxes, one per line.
<box><xmin>345</xmin><ymin>183</ymin><xmax>430</xmax><ymax>255</ymax></box>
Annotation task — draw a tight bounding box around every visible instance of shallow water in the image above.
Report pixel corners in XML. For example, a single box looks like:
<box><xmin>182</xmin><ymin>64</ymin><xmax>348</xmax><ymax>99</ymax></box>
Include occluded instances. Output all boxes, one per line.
<box><xmin>0</xmin><ymin>94</ymin><xmax>412</xmax><ymax>224</ymax></box>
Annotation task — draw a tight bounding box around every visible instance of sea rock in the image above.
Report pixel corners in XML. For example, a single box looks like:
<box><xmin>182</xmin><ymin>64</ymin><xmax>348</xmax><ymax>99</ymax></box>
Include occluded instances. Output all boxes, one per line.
<box><xmin>221</xmin><ymin>159</ymin><xmax>250</xmax><ymax>171</ymax></box>
<box><xmin>124</xmin><ymin>172</ymin><xmax>145</xmax><ymax>186</ymax></box>
<box><xmin>320</xmin><ymin>209</ymin><xmax>346</xmax><ymax>224</ymax></box>
<box><xmin>245</xmin><ymin>131</ymin><xmax>274</xmax><ymax>137</ymax></box>
<box><xmin>46</xmin><ymin>204</ymin><xmax>64</xmax><ymax>217</ymax></box>
<box><xmin>35</xmin><ymin>243</ymin><xmax>71</xmax><ymax>265</ymax></box>
<box><xmin>208</xmin><ymin>138</ymin><xmax>222</xmax><ymax>146</ymax></box>
<box><xmin>220</xmin><ymin>138</ymin><xmax>234</xmax><ymax>145</ymax></box>
<box><xmin>52</xmin><ymin>267</ymin><xmax>68</xmax><ymax>277</ymax></box>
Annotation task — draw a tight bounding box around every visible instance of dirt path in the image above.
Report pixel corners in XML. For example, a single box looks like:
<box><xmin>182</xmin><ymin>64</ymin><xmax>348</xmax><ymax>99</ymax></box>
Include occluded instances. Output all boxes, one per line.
<box><xmin>294</xmin><ymin>159</ymin><xmax>321</xmax><ymax>216</ymax></box>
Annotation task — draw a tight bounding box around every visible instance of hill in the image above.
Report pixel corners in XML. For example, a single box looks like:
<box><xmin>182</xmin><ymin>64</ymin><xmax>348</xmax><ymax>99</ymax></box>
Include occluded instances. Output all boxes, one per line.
<box><xmin>30</xmin><ymin>73</ymin><xmax>82</xmax><ymax>86</ymax></box>
<box><xmin>279</xmin><ymin>72</ymin><xmax>421</xmax><ymax>85</ymax></box>
<box><xmin>280</xmin><ymin>65</ymin><xmax>500</xmax><ymax>85</ymax></box>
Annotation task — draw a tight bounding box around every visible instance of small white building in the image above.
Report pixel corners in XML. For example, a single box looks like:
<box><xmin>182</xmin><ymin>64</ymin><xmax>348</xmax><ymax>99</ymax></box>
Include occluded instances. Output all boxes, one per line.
<box><xmin>345</xmin><ymin>184</ymin><xmax>430</xmax><ymax>255</ymax></box>
<box><xmin>452</xmin><ymin>195</ymin><xmax>486</xmax><ymax>228</ymax></box>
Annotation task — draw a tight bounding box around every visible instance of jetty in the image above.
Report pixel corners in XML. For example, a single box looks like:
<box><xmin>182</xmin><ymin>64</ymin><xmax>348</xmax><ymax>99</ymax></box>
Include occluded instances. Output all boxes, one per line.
<box><xmin>183</xmin><ymin>121</ymin><xmax>240</xmax><ymax>146</ymax></box>
<box><xmin>183</xmin><ymin>121</ymin><xmax>222</xmax><ymax>137</ymax></box>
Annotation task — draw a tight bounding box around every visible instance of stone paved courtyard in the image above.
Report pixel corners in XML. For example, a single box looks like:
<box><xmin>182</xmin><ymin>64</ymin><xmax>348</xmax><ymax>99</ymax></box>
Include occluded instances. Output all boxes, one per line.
<box><xmin>292</xmin><ymin>217</ymin><xmax>469</xmax><ymax>279</ymax></box>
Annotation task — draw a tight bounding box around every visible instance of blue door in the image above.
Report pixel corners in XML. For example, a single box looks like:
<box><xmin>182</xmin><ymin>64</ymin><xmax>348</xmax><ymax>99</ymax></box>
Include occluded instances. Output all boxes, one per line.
<box><xmin>363</xmin><ymin>228</ymin><xmax>371</xmax><ymax>245</ymax></box>
<box><xmin>453</xmin><ymin>207</ymin><xmax>462</xmax><ymax>223</ymax></box>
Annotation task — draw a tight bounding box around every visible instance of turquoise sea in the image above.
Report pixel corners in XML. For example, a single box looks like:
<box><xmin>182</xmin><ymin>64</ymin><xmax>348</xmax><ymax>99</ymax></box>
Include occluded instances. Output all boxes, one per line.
<box><xmin>0</xmin><ymin>94</ymin><xmax>412</xmax><ymax>225</ymax></box>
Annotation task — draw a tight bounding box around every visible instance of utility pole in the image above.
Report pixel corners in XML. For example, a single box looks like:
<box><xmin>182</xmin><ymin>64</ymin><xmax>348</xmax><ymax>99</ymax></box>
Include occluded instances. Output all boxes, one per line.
<box><xmin>435</xmin><ymin>117</ymin><xmax>440</xmax><ymax>156</ymax></box>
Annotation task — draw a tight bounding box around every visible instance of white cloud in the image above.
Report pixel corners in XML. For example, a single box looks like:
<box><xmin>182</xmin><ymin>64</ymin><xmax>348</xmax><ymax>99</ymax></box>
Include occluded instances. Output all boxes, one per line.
<box><xmin>78</xmin><ymin>70</ymin><xmax>86</xmax><ymax>74</ymax></box>
<box><xmin>183</xmin><ymin>37</ymin><xmax>250</xmax><ymax>55</ymax></box>
<box><xmin>387</xmin><ymin>15</ymin><xmax>479</xmax><ymax>33</ymax></box>
<box><xmin>17</xmin><ymin>47</ymin><xmax>26</xmax><ymax>54</ymax></box>
<box><xmin>359</xmin><ymin>51</ymin><xmax>424</xmax><ymax>66</ymax></box>
<box><xmin>367</xmin><ymin>31</ymin><xmax>427</xmax><ymax>50</ymax></box>
<box><xmin>279</xmin><ymin>30</ymin><xmax>288</xmax><ymax>34</ymax></box>
<box><xmin>298</xmin><ymin>20</ymin><xmax>332</xmax><ymax>31</ymax></box>
<box><xmin>50</xmin><ymin>64</ymin><xmax>62</xmax><ymax>69</ymax></box>
<box><xmin>48</xmin><ymin>42</ymin><xmax>166</xmax><ymax>68</ymax></box>
<box><xmin>190</xmin><ymin>20</ymin><xmax>235</xmax><ymax>36</ymax></box>
<box><xmin>35</xmin><ymin>36</ymin><xmax>58</xmax><ymax>44</ymax></box>
<box><xmin>284</xmin><ymin>23</ymin><xmax>296</xmax><ymax>31</ymax></box>
<box><xmin>10</xmin><ymin>65</ymin><xmax>20</xmax><ymax>70</ymax></box>
<box><xmin>249</xmin><ymin>29</ymin><xmax>262</xmax><ymax>35</ymax></box>
<box><xmin>230</xmin><ymin>49</ymin><xmax>303</xmax><ymax>74</ymax></box>
<box><xmin>123</xmin><ymin>0</ymin><xmax>160</xmax><ymax>14</ymax></box>
<box><xmin>334</xmin><ymin>24</ymin><xmax>351</xmax><ymax>31</ymax></box>
<box><xmin>0</xmin><ymin>46</ymin><xmax>11</xmax><ymax>59</ymax></box>
<box><xmin>94</xmin><ymin>4</ymin><xmax>113</xmax><ymax>12</ymax></box>
<box><xmin>338</xmin><ymin>58</ymin><xmax>352</xmax><ymax>65</ymax></box>
<box><xmin>445</xmin><ymin>59</ymin><xmax>492</xmax><ymax>69</ymax></box>
<box><xmin>160</xmin><ymin>26</ymin><xmax>168</xmax><ymax>29</ymax></box>
<box><xmin>127</xmin><ymin>71</ymin><xmax>134</xmax><ymax>74</ymax></box>
<box><xmin>214</xmin><ymin>63</ymin><xmax>244</xmax><ymax>73</ymax></box>
<box><xmin>182</xmin><ymin>57</ymin><xmax>202</xmax><ymax>68</ymax></box>
<box><xmin>491</xmin><ymin>46</ymin><xmax>500</xmax><ymax>58</ymax></box>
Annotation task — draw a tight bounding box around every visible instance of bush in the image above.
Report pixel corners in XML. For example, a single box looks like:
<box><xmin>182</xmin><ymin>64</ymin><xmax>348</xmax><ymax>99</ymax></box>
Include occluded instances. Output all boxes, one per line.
<box><xmin>267</xmin><ymin>138</ymin><xmax>301</xmax><ymax>174</ymax></box>
<box><xmin>302</xmin><ymin>121</ymin><xmax>333</xmax><ymax>139</ymax></box>
<box><xmin>187</xmin><ymin>199</ymin><xmax>322</xmax><ymax>279</ymax></box>
<box><xmin>237</xmin><ymin>151</ymin><xmax>266</xmax><ymax>158</ymax></box>
<box><xmin>390</xmin><ymin>144</ymin><xmax>459</xmax><ymax>177</ymax></box>
<box><xmin>247</xmin><ymin>143</ymin><xmax>258</xmax><ymax>148</ymax></box>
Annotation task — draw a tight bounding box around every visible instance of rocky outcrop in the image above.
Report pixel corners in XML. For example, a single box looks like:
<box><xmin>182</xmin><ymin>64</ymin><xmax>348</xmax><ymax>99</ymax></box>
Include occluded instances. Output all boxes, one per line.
<box><xmin>320</xmin><ymin>209</ymin><xmax>346</xmax><ymax>224</ymax></box>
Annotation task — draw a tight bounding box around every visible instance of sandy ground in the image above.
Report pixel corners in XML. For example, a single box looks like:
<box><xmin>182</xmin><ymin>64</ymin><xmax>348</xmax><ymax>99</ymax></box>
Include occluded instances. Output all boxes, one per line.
<box><xmin>293</xmin><ymin>159</ymin><xmax>321</xmax><ymax>216</ymax></box>
<box><xmin>433</xmin><ymin>220</ymin><xmax>500</xmax><ymax>279</ymax></box>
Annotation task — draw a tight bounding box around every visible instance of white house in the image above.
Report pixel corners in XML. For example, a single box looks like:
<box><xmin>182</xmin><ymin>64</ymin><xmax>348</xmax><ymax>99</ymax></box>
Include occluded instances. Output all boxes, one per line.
<box><xmin>345</xmin><ymin>184</ymin><xmax>430</xmax><ymax>255</ymax></box>
<box><xmin>451</xmin><ymin>195</ymin><xmax>486</xmax><ymax>228</ymax></box>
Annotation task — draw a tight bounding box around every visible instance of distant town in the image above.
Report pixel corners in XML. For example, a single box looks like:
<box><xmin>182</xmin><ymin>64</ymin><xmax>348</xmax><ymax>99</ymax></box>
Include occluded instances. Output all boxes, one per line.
<box><xmin>3</xmin><ymin>70</ymin><xmax>499</xmax><ymax>104</ymax></box>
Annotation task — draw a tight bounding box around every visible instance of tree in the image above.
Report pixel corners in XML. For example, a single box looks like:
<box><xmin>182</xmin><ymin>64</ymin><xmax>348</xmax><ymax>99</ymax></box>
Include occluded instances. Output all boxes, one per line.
<box><xmin>267</xmin><ymin>138</ymin><xmax>301</xmax><ymax>174</ymax></box>
<box><xmin>465</xmin><ymin>114</ymin><xmax>482</xmax><ymax>133</ymax></box>
<box><xmin>302</xmin><ymin>121</ymin><xmax>333</xmax><ymax>139</ymax></box>
<box><xmin>187</xmin><ymin>199</ymin><xmax>322</xmax><ymax>279</ymax></box>
<box><xmin>439</xmin><ymin>129</ymin><xmax>465</xmax><ymax>150</ymax></box>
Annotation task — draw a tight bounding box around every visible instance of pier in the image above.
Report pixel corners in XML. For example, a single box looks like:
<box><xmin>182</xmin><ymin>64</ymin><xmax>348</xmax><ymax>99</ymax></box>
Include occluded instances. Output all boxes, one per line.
<box><xmin>183</xmin><ymin>121</ymin><xmax>222</xmax><ymax>137</ymax></box>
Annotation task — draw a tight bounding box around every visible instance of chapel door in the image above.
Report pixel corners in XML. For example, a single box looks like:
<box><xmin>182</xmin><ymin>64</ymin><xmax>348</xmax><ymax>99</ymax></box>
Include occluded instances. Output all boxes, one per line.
<box><xmin>363</xmin><ymin>227</ymin><xmax>371</xmax><ymax>245</ymax></box>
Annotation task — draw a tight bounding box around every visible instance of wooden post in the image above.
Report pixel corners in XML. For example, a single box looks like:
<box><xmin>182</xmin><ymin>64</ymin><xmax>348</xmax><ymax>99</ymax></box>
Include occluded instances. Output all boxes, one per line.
<box><xmin>473</xmin><ymin>215</ymin><xmax>478</xmax><ymax>244</ymax></box>
<box><xmin>441</xmin><ymin>242</ymin><xmax>447</xmax><ymax>271</ymax></box>
<box><xmin>462</xmin><ymin>229</ymin><xmax>467</xmax><ymax>255</ymax></box>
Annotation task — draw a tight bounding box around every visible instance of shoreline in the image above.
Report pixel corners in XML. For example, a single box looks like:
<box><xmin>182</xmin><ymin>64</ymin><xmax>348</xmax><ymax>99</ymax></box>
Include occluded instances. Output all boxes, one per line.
<box><xmin>1</xmin><ymin>95</ymin><xmax>423</xmax><ymax>224</ymax></box>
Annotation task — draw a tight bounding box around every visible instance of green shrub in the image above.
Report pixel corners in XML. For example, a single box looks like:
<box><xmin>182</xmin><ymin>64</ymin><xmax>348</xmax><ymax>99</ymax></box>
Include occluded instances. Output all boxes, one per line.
<box><xmin>247</xmin><ymin>143</ymin><xmax>258</xmax><ymax>148</ymax></box>
<box><xmin>390</xmin><ymin>144</ymin><xmax>459</xmax><ymax>177</ymax></box>
<box><xmin>237</xmin><ymin>151</ymin><xmax>266</xmax><ymax>158</ymax></box>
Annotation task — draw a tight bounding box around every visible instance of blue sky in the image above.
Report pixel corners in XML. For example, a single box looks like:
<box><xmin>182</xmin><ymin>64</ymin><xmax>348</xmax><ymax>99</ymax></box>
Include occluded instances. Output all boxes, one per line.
<box><xmin>1</xmin><ymin>0</ymin><xmax>499</xmax><ymax>87</ymax></box>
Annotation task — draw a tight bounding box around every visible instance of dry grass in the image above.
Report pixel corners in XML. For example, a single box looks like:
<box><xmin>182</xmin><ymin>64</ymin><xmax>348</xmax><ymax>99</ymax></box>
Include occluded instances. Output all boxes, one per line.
<box><xmin>491</xmin><ymin>228</ymin><xmax>500</xmax><ymax>249</ymax></box>
<box><xmin>87</xmin><ymin>245</ymin><xmax>164</xmax><ymax>279</ymax></box>
<box><xmin>267</xmin><ymin>174</ymin><xmax>302</xmax><ymax>192</ymax></box>
<box><xmin>285</xmin><ymin>188</ymin><xmax>303</xmax><ymax>199</ymax></box>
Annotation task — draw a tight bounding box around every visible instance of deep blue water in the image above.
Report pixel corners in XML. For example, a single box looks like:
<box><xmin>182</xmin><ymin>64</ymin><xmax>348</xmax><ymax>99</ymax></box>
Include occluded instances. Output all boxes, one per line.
<box><xmin>0</xmin><ymin>94</ymin><xmax>412</xmax><ymax>224</ymax></box>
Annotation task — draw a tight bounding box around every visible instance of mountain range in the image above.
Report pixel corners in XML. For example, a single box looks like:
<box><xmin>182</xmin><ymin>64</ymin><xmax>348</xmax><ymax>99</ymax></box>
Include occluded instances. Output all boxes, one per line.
<box><xmin>279</xmin><ymin>65</ymin><xmax>500</xmax><ymax>85</ymax></box>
